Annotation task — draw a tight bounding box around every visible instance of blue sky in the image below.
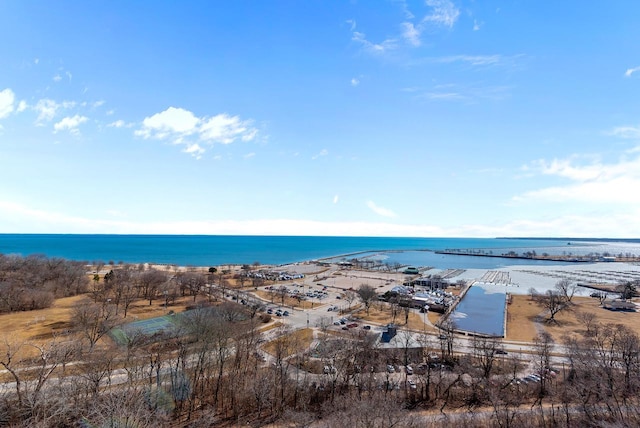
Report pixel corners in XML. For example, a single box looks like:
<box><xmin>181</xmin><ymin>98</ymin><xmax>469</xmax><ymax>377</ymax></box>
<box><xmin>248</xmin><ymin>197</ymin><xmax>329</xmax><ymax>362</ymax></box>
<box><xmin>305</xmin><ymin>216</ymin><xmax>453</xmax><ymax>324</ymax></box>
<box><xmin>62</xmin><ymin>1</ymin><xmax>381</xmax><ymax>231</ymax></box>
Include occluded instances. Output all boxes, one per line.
<box><xmin>0</xmin><ymin>1</ymin><xmax>639</xmax><ymax>237</ymax></box>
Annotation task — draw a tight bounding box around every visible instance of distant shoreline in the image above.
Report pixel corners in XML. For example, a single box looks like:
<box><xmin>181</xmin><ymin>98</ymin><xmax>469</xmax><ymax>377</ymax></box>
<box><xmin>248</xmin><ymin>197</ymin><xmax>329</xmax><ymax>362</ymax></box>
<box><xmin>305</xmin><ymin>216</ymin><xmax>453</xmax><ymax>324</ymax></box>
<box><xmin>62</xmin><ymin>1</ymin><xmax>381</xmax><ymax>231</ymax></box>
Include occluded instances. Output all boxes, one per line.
<box><xmin>499</xmin><ymin>237</ymin><xmax>640</xmax><ymax>244</ymax></box>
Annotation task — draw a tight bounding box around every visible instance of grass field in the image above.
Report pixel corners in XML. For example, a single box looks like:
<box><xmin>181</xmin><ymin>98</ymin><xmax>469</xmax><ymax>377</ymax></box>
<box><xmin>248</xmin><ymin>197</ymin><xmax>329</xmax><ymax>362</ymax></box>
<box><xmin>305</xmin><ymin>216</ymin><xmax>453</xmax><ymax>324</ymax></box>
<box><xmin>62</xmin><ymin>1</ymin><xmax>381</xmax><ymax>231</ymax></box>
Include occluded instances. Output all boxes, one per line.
<box><xmin>0</xmin><ymin>293</ymin><xmax>211</xmax><ymax>358</ymax></box>
<box><xmin>506</xmin><ymin>294</ymin><xmax>640</xmax><ymax>343</ymax></box>
<box><xmin>261</xmin><ymin>328</ymin><xmax>314</xmax><ymax>356</ymax></box>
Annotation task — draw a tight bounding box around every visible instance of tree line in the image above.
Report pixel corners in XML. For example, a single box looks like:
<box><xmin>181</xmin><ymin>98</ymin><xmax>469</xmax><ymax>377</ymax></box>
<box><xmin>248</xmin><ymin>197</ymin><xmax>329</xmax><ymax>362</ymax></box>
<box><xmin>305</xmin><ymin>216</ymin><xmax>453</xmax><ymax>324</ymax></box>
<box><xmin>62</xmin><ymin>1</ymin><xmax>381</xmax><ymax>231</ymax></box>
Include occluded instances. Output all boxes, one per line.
<box><xmin>0</xmin><ymin>254</ymin><xmax>89</xmax><ymax>312</ymax></box>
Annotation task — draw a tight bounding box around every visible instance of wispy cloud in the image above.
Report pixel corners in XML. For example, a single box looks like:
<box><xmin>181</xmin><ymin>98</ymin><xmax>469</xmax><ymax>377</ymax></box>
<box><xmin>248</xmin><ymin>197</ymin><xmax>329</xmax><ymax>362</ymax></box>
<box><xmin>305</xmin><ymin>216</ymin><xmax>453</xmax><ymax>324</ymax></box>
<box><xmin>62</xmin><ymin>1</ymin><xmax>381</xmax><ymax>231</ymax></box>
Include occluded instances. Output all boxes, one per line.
<box><xmin>107</xmin><ymin>119</ymin><xmax>133</xmax><ymax>128</ymax></box>
<box><xmin>350</xmin><ymin>0</ymin><xmax>460</xmax><ymax>55</ymax></box>
<box><xmin>625</xmin><ymin>66</ymin><xmax>640</xmax><ymax>77</ymax></box>
<box><xmin>419</xmin><ymin>83</ymin><xmax>511</xmax><ymax>102</ymax></box>
<box><xmin>609</xmin><ymin>125</ymin><xmax>640</xmax><ymax>139</ymax></box>
<box><xmin>423</xmin><ymin>0</ymin><xmax>460</xmax><ymax>28</ymax></box>
<box><xmin>312</xmin><ymin>149</ymin><xmax>328</xmax><ymax>160</ymax></box>
<box><xmin>401</xmin><ymin>22</ymin><xmax>421</xmax><ymax>46</ymax></box>
<box><xmin>135</xmin><ymin>106</ymin><xmax>259</xmax><ymax>157</ymax></box>
<box><xmin>352</xmin><ymin>31</ymin><xmax>397</xmax><ymax>55</ymax></box>
<box><xmin>367</xmin><ymin>200</ymin><xmax>397</xmax><ymax>218</ymax></box>
<box><xmin>434</xmin><ymin>54</ymin><xmax>505</xmax><ymax>66</ymax></box>
<box><xmin>33</xmin><ymin>99</ymin><xmax>76</xmax><ymax>123</ymax></box>
<box><xmin>351</xmin><ymin>77</ymin><xmax>360</xmax><ymax>86</ymax></box>
<box><xmin>333</xmin><ymin>195</ymin><xmax>339</xmax><ymax>204</ymax></box>
<box><xmin>514</xmin><ymin>153</ymin><xmax>640</xmax><ymax>205</ymax></box>
<box><xmin>2</xmin><ymin>197</ymin><xmax>640</xmax><ymax>238</ymax></box>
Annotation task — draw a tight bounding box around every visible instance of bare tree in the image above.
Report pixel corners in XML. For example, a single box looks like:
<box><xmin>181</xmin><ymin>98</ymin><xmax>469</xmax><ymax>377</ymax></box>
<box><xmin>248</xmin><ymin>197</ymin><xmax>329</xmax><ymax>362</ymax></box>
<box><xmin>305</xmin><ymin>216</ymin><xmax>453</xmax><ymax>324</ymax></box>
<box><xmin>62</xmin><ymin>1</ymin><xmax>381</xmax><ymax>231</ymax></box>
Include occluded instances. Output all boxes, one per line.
<box><xmin>533</xmin><ymin>332</ymin><xmax>554</xmax><ymax>398</ymax></box>
<box><xmin>471</xmin><ymin>336</ymin><xmax>500</xmax><ymax>379</ymax></box>
<box><xmin>343</xmin><ymin>289</ymin><xmax>357</xmax><ymax>309</ymax></box>
<box><xmin>72</xmin><ymin>298</ymin><xmax>120</xmax><ymax>351</ymax></box>
<box><xmin>533</xmin><ymin>288</ymin><xmax>568</xmax><ymax>323</ymax></box>
<box><xmin>576</xmin><ymin>311</ymin><xmax>597</xmax><ymax>336</ymax></box>
<box><xmin>555</xmin><ymin>279</ymin><xmax>578</xmax><ymax>304</ymax></box>
<box><xmin>357</xmin><ymin>284</ymin><xmax>377</xmax><ymax>315</ymax></box>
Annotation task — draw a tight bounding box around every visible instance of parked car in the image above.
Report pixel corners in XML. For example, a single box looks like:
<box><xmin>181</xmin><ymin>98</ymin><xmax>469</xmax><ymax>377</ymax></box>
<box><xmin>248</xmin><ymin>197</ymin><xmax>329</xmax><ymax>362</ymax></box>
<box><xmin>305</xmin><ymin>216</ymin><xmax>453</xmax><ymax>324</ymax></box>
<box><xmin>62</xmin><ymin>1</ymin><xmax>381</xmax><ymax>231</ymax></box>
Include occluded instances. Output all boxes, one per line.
<box><xmin>283</xmin><ymin>310</ymin><xmax>289</xmax><ymax>316</ymax></box>
<box><xmin>387</xmin><ymin>364</ymin><xmax>395</xmax><ymax>373</ymax></box>
<box><xmin>363</xmin><ymin>325</ymin><xmax>371</xmax><ymax>330</ymax></box>
<box><xmin>405</xmin><ymin>365</ymin><xmax>413</xmax><ymax>375</ymax></box>
<box><xmin>496</xmin><ymin>349</ymin><xmax>508</xmax><ymax>355</ymax></box>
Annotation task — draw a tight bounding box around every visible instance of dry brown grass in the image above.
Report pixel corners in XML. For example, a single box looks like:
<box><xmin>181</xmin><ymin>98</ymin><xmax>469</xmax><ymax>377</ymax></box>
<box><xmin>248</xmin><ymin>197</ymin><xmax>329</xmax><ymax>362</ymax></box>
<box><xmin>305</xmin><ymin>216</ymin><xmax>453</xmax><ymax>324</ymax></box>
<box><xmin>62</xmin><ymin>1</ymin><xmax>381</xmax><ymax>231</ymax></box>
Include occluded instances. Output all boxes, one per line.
<box><xmin>350</xmin><ymin>302</ymin><xmax>436</xmax><ymax>332</ymax></box>
<box><xmin>505</xmin><ymin>294</ymin><xmax>640</xmax><ymax>343</ymax></box>
<box><xmin>261</xmin><ymin>328</ymin><xmax>314</xmax><ymax>357</ymax></box>
<box><xmin>0</xmin><ymin>293</ymin><xmax>212</xmax><ymax>358</ymax></box>
<box><xmin>544</xmin><ymin>296</ymin><xmax>640</xmax><ymax>343</ymax></box>
<box><xmin>505</xmin><ymin>294</ymin><xmax>542</xmax><ymax>342</ymax></box>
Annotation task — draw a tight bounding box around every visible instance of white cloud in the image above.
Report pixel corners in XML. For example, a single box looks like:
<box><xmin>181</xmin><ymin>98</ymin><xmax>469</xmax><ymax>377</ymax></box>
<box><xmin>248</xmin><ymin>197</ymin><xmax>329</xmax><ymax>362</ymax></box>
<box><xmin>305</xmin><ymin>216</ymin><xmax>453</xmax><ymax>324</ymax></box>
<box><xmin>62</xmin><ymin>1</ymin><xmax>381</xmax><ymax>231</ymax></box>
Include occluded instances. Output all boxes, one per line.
<box><xmin>610</xmin><ymin>125</ymin><xmax>640</xmax><ymax>139</ymax></box>
<box><xmin>473</xmin><ymin>19</ymin><xmax>482</xmax><ymax>31</ymax></box>
<box><xmin>350</xmin><ymin>0</ymin><xmax>459</xmax><ymax>54</ymax></box>
<box><xmin>183</xmin><ymin>143</ymin><xmax>205</xmax><ymax>159</ymax></box>
<box><xmin>136</xmin><ymin>107</ymin><xmax>258</xmax><ymax>155</ymax></box>
<box><xmin>434</xmin><ymin>54</ymin><xmax>504</xmax><ymax>66</ymax></box>
<box><xmin>53</xmin><ymin>115</ymin><xmax>88</xmax><ymax>135</ymax></box>
<box><xmin>312</xmin><ymin>149</ymin><xmax>328</xmax><ymax>160</ymax></box>
<box><xmin>244</xmin><ymin>152</ymin><xmax>255</xmax><ymax>159</ymax></box>
<box><xmin>17</xmin><ymin>100</ymin><xmax>27</xmax><ymax>112</ymax></box>
<box><xmin>351</xmin><ymin>77</ymin><xmax>360</xmax><ymax>86</ymax></box>
<box><xmin>367</xmin><ymin>200</ymin><xmax>397</xmax><ymax>218</ymax></box>
<box><xmin>352</xmin><ymin>31</ymin><xmax>397</xmax><ymax>54</ymax></box>
<box><xmin>3</xmin><ymin>197</ymin><xmax>640</xmax><ymax>238</ymax></box>
<box><xmin>625</xmin><ymin>66</ymin><xmax>640</xmax><ymax>77</ymax></box>
<box><xmin>333</xmin><ymin>195</ymin><xmax>339</xmax><ymax>204</ymax></box>
<box><xmin>423</xmin><ymin>0</ymin><xmax>460</xmax><ymax>28</ymax></box>
<box><xmin>107</xmin><ymin>119</ymin><xmax>130</xmax><ymax>128</ymax></box>
<box><xmin>0</xmin><ymin>88</ymin><xmax>15</xmax><ymax>118</ymax></box>
<box><xmin>401</xmin><ymin>22</ymin><xmax>421</xmax><ymax>46</ymax></box>
<box><xmin>346</xmin><ymin>19</ymin><xmax>356</xmax><ymax>32</ymax></box>
<box><xmin>137</xmin><ymin>107</ymin><xmax>200</xmax><ymax>139</ymax></box>
<box><xmin>33</xmin><ymin>99</ymin><xmax>60</xmax><ymax>122</ymax></box>
<box><xmin>515</xmin><ymin>153</ymin><xmax>640</xmax><ymax>205</ymax></box>
<box><xmin>420</xmin><ymin>83</ymin><xmax>510</xmax><ymax>102</ymax></box>
<box><xmin>200</xmin><ymin>113</ymin><xmax>256</xmax><ymax>144</ymax></box>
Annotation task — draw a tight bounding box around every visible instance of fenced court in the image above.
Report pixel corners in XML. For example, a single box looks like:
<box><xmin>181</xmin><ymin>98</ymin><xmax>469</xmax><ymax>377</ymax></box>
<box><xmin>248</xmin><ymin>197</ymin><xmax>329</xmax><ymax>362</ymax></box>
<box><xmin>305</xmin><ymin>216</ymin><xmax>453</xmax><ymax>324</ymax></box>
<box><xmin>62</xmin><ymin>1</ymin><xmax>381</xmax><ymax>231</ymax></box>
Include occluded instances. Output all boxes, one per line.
<box><xmin>110</xmin><ymin>314</ymin><xmax>180</xmax><ymax>346</ymax></box>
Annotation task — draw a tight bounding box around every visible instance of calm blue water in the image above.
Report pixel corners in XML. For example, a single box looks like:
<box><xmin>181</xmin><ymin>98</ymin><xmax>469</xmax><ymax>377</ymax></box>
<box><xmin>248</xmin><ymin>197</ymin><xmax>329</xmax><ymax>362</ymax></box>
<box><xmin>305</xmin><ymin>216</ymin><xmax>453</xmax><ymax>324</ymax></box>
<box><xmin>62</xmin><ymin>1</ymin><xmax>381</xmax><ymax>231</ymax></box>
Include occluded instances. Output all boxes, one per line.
<box><xmin>450</xmin><ymin>286</ymin><xmax>506</xmax><ymax>336</ymax></box>
<box><xmin>0</xmin><ymin>234</ymin><xmax>637</xmax><ymax>267</ymax></box>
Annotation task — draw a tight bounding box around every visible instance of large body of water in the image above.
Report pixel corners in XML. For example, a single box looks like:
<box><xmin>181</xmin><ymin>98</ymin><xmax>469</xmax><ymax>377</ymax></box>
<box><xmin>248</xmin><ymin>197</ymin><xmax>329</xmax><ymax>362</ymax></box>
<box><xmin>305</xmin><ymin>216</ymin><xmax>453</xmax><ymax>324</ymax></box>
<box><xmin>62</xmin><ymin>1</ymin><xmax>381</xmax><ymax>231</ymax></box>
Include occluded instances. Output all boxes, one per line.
<box><xmin>1</xmin><ymin>234</ymin><xmax>639</xmax><ymax>268</ymax></box>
